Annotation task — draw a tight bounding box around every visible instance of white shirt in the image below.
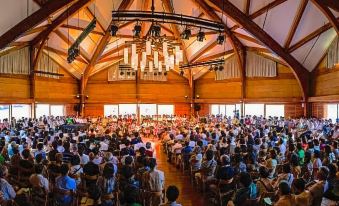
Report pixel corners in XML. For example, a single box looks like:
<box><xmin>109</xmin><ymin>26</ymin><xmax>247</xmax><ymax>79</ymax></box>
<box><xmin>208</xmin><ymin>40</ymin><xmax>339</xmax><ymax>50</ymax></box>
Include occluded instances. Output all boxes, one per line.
<box><xmin>80</xmin><ymin>154</ymin><xmax>89</xmax><ymax>165</ymax></box>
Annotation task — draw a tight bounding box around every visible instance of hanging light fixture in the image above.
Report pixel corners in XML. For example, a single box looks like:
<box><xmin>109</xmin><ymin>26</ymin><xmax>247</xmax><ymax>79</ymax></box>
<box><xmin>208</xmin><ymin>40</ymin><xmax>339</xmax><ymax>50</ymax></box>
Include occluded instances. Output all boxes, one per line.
<box><xmin>123</xmin><ymin>47</ymin><xmax>129</xmax><ymax>64</ymax></box>
<box><xmin>154</xmin><ymin>51</ymin><xmax>158</xmax><ymax>68</ymax></box>
<box><xmin>197</xmin><ymin>29</ymin><xmax>205</xmax><ymax>42</ymax></box>
<box><xmin>158</xmin><ymin>61</ymin><xmax>163</xmax><ymax>72</ymax></box>
<box><xmin>149</xmin><ymin>61</ymin><xmax>153</xmax><ymax>72</ymax></box>
<box><xmin>110</xmin><ymin>24</ymin><xmax>118</xmax><ymax>36</ymax></box>
<box><xmin>150</xmin><ymin>23</ymin><xmax>161</xmax><ymax>37</ymax></box>
<box><xmin>146</xmin><ymin>40</ymin><xmax>151</xmax><ymax>55</ymax></box>
<box><xmin>217</xmin><ymin>33</ymin><xmax>225</xmax><ymax>45</ymax></box>
<box><xmin>181</xmin><ymin>28</ymin><xmax>191</xmax><ymax>40</ymax></box>
<box><xmin>133</xmin><ymin>23</ymin><xmax>142</xmax><ymax>37</ymax></box>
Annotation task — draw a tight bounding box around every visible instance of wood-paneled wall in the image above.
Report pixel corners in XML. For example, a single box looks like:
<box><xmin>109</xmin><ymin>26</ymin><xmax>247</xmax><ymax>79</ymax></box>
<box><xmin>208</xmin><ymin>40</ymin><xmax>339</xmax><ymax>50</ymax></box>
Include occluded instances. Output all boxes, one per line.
<box><xmin>0</xmin><ymin>74</ymin><xmax>30</xmax><ymax>102</ymax></box>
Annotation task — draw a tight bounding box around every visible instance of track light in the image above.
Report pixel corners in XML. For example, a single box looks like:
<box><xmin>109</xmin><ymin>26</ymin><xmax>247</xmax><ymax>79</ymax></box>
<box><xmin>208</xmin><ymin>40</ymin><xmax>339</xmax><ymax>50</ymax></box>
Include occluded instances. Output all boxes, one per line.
<box><xmin>180</xmin><ymin>70</ymin><xmax>184</xmax><ymax>76</ymax></box>
<box><xmin>218</xmin><ymin>65</ymin><xmax>224</xmax><ymax>71</ymax></box>
<box><xmin>133</xmin><ymin>24</ymin><xmax>142</xmax><ymax>37</ymax></box>
<box><xmin>131</xmin><ymin>72</ymin><xmax>136</xmax><ymax>76</ymax></box>
<box><xmin>110</xmin><ymin>24</ymin><xmax>118</xmax><ymax>36</ymax></box>
<box><xmin>214</xmin><ymin>65</ymin><xmax>218</xmax><ymax>71</ymax></box>
<box><xmin>209</xmin><ymin>65</ymin><xmax>213</xmax><ymax>71</ymax></box>
<box><xmin>217</xmin><ymin>34</ymin><xmax>225</xmax><ymax>45</ymax></box>
<box><xmin>154</xmin><ymin>72</ymin><xmax>157</xmax><ymax>76</ymax></box>
<box><xmin>126</xmin><ymin>71</ymin><xmax>131</xmax><ymax>76</ymax></box>
<box><xmin>120</xmin><ymin>71</ymin><xmax>124</xmax><ymax>76</ymax></box>
<box><xmin>197</xmin><ymin>30</ymin><xmax>205</xmax><ymax>42</ymax></box>
<box><xmin>181</xmin><ymin>28</ymin><xmax>191</xmax><ymax>40</ymax></box>
<box><xmin>150</xmin><ymin>24</ymin><xmax>161</xmax><ymax>37</ymax></box>
<box><xmin>164</xmin><ymin>71</ymin><xmax>168</xmax><ymax>76</ymax></box>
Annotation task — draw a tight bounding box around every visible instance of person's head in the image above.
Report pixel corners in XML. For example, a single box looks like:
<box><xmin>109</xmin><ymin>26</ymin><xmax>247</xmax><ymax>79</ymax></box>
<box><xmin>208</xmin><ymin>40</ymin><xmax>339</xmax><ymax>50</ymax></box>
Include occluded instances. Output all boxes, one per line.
<box><xmin>34</xmin><ymin>164</ymin><xmax>44</xmax><ymax>174</ymax></box>
<box><xmin>21</xmin><ymin>148</ymin><xmax>31</xmax><ymax>159</ymax></box>
<box><xmin>279</xmin><ymin>181</ymin><xmax>291</xmax><ymax>196</ymax></box>
<box><xmin>55</xmin><ymin>153</ymin><xmax>63</xmax><ymax>163</ymax></box>
<box><xmin>283</xmin><ymin>163</ymin><xmax>291</xmax><ymax>174</ymax></box>
<box><xmin>221</xmin><ymin>155</ymin><xmax>230</xmax><ymax>166</ymax></box>
<box><xmin>327</xmin><ymin>163</ymin><xmax>337</xmax><ymax>179</ymax></box>
<box><xmin>317</xmin><ymin>166</ymin><xmax>329</xmax><ymax>181</ymax></box>
<box><xmin>259</xmin><ymin>166</ymin><xmax>270</xmax><ymax>178</ymax></box>
<box><xmin>60</xmin><ymin>164</ymin><xmax>69</xmax><ymax>176</ymax></box>
<box><xmin>139</xmin><ymin>147</ymin><xmax>146</xmax><ymax>155</ymax></box>
<box><xmin>149</xmin><ymin>158</ymin><xmax>157</xmax><ymax>169</ymax></box>
<box><xmin>166</xmin><ymin>185</ymin><xmax>179</xmax><ymax>202</ymax></box>
<box><xmin>0</xmin><ymin>165</ymin><xmax>8</xmax><ymax>178</ymax></box>
<box><xmin>89</xmin><ymin>152</ymin><xmax>95</xmax><ymax>161</ymax></box>
<box><xmin>37</xmin><ymin>142</ymin><xmax>44</xmax><ymax>151</ymax></box>
<box><xmin>103</xmin><ymin>163</ymin><xmax>115</xmax><ymax>179</ymax></box>
<box><xmin>292</xmin><ymin>178</ymin><xmax>305</xmax><ymax>194</ymax></box>
<box><xmin>239</xmin><ymin>172</ymin><xmax>252</xmax><ymax>188</ymax></box>
<box><xmin>71</xmin><ymin>155</ymin><xmax>81</xmax><ymax>166</ymax></box>
<box><xmin>125</xmin><ymin>155</ymin><xmax>133</xmax><ymax>165</ymax></box>
<box><xmin>63</xmin><ymin>141</ymin><xmax>70</xmax><ymax>151</ymax></box>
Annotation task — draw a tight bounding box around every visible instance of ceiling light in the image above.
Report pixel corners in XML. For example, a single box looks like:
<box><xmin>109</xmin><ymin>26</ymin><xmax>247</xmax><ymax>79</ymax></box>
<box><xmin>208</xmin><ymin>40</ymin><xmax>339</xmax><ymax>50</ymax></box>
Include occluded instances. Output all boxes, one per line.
<box><xmin>214</xmin><ymin>65</ymin><xmax>218</xmax><ymax>71</ymax></box>
<box><xmin>120</xmin><ymin>71</ymin><xmax>124</xmax><ymax>76</ymax></box>
<box><xmin>218</xmin><ymin>65</ymin><xmax>224</xmax><ymax>71</ymax></box>
<box><xmin>150</xmin><ymin>24</ymin><xmax>161</xmax><ymax>37</ymax></box>
<box><xmin>133</xmin><ymin>24</ymin><xmax>142</xmax><ymax>37</ymax></box>
<box><xmin>209</xmin><ymin>65</ymin><xmax>213</xmax><ymax>71</ymax></box>
<box><xmin>181</xmin><ymin>28</ymin><xmax>191</xmax><ymax>40</ymax></box>
<box><xmin>217</xmin><ymin>34</ymin><xmax>225</xmax><ymax>45</ymax></box>
<box><xmin>164</xmin><ymin>71</ymin><xmax>168</xmax><ymax>76</ymax></box>
<box><xmin>180</xmin><ymin>70</ymin><xmax>184</xmax><ymax>76</ymax></box>
<box><xmin>110</xmin><ymin>24</ymin><xmax>118</xmax><ymax>36</ymax></box>
<box><xmin>197</xmin><ymin>31</ymin><xmax>205</xmax><ymax>42</ymax></box>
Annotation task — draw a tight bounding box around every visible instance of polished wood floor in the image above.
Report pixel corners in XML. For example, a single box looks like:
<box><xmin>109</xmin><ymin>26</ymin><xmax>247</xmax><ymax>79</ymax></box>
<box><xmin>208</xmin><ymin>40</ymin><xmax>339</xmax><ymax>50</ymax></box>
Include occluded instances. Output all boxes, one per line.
<box><xmin>154</xmin><ymin>140</ymin><xmax>208</xmax><ymax>206</ymax></box>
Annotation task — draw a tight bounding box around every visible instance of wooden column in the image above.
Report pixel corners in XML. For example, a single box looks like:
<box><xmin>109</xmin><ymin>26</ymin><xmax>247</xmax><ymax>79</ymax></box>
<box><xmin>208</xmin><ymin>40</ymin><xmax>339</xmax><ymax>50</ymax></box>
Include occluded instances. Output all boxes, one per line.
<box><xmin>29</xmin><ymin>46</ymin><xmax>36</xmax><ymax>118</ymax></box>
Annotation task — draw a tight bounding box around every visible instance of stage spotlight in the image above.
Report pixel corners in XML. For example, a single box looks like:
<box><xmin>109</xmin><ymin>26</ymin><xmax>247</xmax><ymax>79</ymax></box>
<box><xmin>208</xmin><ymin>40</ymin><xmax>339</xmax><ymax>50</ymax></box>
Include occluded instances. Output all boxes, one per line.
<box><xmin>164</xmin><ymin>71</ymin><xmax>168</xmax><ymax>76</ymax></box>
<box><xmin>110</xmin><ymin>24</ymin><xmax>118</xmax><ymax>36</ymax></box>
<box><xmin>217</xmin><ymin>34</ymin><xmax>225</xmax><ymax>45</ymax></box>
<box><xmin>214</xmin><ymin>65</ymin><xmax>218</xmax><ymax>71</ymax></box>
<box><xmin>181</xmin><ymin>28</ymin><xmax>191</xmax><ymax>40</ymax></box>
<box><xmin>158</xmin><ymin>72</ymin><xmax>162</xmax><ymax>75</ymax></box>
<box><xmin>150</xmin><ymin>24</ymin><xmax>161</xmax><ymax>37</ymax></box>
<box><xmin>120</xmin><ymin>71</ymin><xmax>124</xmax><ymax>76</ymax></box>
<box><xmin>180</xmin><ymin>70</ymin><xmax>184</xmax><ymax>76</ymax></box>
<box><xmin>133</xmin><ymin>24</ymin><xmax>142</xmax><ymax>37</ymax></box>
<box><xmin>218</xmin><ymin>65</ymin><xmax>224</xmax><ymax>71</ymax></box>
<box><xmin>197</xmin><ymin>31</ymin><xmax>205</xmax><ymax>42</ymax></box>
<box><xmin>131</xmin><ymin>72</ymin><xmax>136</xmax><ymax>76</ymax></box>
<box><xmin>126</xmin><ymin>71</ymin><xmax>131</xmax><ymax>76</ymax></box>
<box><xmin>154</xmin><ymin>72</ymin><xmax>157</xmax><ymax>76</ymax></box>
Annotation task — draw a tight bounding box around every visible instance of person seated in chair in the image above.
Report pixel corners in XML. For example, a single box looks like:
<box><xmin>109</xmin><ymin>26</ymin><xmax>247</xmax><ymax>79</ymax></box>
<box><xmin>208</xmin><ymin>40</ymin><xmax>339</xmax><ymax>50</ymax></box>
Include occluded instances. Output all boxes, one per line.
<box><xmin>29</xmin><ymin>164</ymin><xmax>49</xmax><ymax>192</ymax></box>
<box><xmin>0</xmin><ymin>165</ymin><xmax>15</xmax><ymax>202</ymax></box>
<box><xmin>275</xmin><ymin>181</ymin><xmax>295</xmax><ymax>206</ymax></box>
<box><xmin>292</xmin><ymin>178</ymin><xmax>311</xmax><ymax>206</ymax></box>
<box><xmin>160</xmin><ymin>185</ymin><xmax>182</xmax><ymax>206</ymax></box>
<box><xmin>55</xmin><ymin>164</ymin><xmax>77</xmax><ymax>205</ymax></box>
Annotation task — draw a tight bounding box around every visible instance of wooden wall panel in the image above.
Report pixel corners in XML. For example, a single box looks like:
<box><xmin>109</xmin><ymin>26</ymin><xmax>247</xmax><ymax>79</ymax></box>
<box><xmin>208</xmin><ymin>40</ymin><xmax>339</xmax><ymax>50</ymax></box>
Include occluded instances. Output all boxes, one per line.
<box><xmin>313</xmin><ymin>56</ymin><xmax>339</xmax><ymax>96</ymax></box>
<box><xmin>284</xmin><ymin>103</ymin><xmax>304</xmax><ymax>118</ymax></box>
<box><xmin>84</xmin><ymin>103</ymin><xmax>104</xmax><ymax>117</ymax></box>
<box><xmin>174</xmin><ymin>103</ymin><xmax>191</xmax><ymax>115</ymax></box>
<box><xmin>0</xmin><ymin>74</ymin><xmax>30</xmax><ymax>102</ymax></box>
<box><xmin>311</xmin><ymin>103</ymin><xmax>325</xmax><ymax>118</ymax></box>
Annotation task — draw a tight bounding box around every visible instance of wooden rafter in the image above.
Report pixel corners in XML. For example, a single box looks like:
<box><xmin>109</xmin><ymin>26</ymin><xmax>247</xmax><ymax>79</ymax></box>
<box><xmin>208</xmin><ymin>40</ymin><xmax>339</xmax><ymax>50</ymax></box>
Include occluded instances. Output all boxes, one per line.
<box><xmin>23</xmin><ymin>26</ymin><xmax>48</xmax><ymax>37</ymax></box>
<box><xmin>197</xmin><ymin>50</ymin><xmax>234</xmax><ymax>62</ymax></box>
<box><xmin>319</xmin><ymin>0</ymin><xmax>339</xmax><ymax>12</ymax></box>
<box><xmin>249</xmin><ymin>0</ymin><xmax>288</xmax><ymax>19</ymax></box>
<box><xmin>140</xmin><ymin>0</ymin><xmax>151</xmax><ymax>37</ymax></box>
<box><xmin>54</xmin><ymin>29</ymin><xmax>90</xmax><ymax>63</ymax></box>
<box><xmin>99</xmin><ymin>44</ymin><xmax>127</xmax><ymax>60</ymax></box>
<box><xmin>311</xmin><ymin>0</ymin><xmax>339</xmax><ymax>35</ymax></box>
<box><xmin>288</xmin><ymin>21</ymin><xmax>335</xmax><ymax>52</ymax></box>
<box><xmin>247</xmin><ymin>47</ymin><xmax>272</xmax><ymax>54</ymax></box>
<box><xmin>245</xmin><ymin>0</ymin><xmax>251</xmax><ymax>15</ymax></box>
<box><xmin>160</xmin><ymin>24</ymin><xmax>175</xmax><ymax>35</ymax></box>
<box><xmin>44</xmin><ymin>46</ymin><xmax>88</xmax><ymax>64</ymax></box>
<box><xmin>234</xmin><ymin>32</ymin><xmax>264</xmax><ymax>46</ymax></box>
<box><xmin>0</xmin><ymin>0</ymin><xmax>74</xmax><ymax>50</ymax></box>
<box><xmin>190</xmin><ymin>40</ymin><xmax>218</xmax><ymax>63</ymax></box>
<box><xmin>84</xmin><ymin>7</ymin><xmax>105</xmax><ymax>32</ymax></box>
<box><xmin>82</xmin><ymin>0</ymin><xmax>134</xmax><ymax>87</ymax></box>
<box><xmin>97</xmin><ymin>55</ymin><xmax>123</xmax><ymax>64</ymax></box>
<box><xmin>60</xmin><ymin>24</ymin><xmax>104</xmax><ymax>35</ymax></box>
<box><xmin>284</xmin><ymin>0</ymin><xmax>308</xmax><ymax>48</ymax></box>
<box><xmin>209</xmin><ymin>0</ymin><xmax>310</xmax><ymax>100</ymax></box>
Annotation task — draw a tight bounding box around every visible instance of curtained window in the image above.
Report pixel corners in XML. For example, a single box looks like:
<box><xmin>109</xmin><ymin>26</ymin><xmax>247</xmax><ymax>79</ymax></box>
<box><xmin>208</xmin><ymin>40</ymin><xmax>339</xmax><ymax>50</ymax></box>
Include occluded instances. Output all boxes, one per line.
<box><xmin>327</xmin><ymin>37</ymin><xmax>339</xmax><ymax>69</ymax></box>
<box><xmin>215</xmin><ymin>55</ymin><xmax>241</xmax><ymax>80</ymax></box>
<box><xmin>0</xmin><ymin>47</ymin><xmax>29</xmax><ymax>74</ymax></box>
<box><xmin>246</xmin><ymin>52</ymin><xmax>277</xmax><ymax>77</ymax></box>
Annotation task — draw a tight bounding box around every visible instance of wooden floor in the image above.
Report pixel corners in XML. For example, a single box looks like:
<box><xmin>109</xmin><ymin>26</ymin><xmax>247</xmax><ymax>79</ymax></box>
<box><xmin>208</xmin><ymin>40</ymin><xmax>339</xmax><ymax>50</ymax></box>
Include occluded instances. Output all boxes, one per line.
<box><xmin>154</xmin><ymin>140</ymin><xmax>208</xmax><ymax>206</ymax></box>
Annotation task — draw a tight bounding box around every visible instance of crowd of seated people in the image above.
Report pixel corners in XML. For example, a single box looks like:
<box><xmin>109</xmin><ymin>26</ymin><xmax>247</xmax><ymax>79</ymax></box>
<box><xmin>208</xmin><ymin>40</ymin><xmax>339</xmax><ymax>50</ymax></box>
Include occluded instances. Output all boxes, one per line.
<box><xmin>0</xmin><ymin>114</ymin><xmax>337</xmax><ymax>206</ymax></box>
<box><xmin>162</xmin><ymin>115</ymin><xmax>338</xmax><ymax>206</ymax></box>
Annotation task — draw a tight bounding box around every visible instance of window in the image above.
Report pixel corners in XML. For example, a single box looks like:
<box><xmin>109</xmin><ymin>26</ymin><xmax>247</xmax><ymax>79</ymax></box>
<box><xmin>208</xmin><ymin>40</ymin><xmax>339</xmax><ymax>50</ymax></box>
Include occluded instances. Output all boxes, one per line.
<box><xmin>119</xmin><ymin>104</ymin><xmax>137</xmax><ymax>115</ymax></box>
<box><xmin>327</xmin><ymin>104</ymin><xmax>338</xmax><ymax>122</ymax></box>
<box><xmin>140</xmin><ymin>104</ymin><xmax>157</xmax><ymax>116</ymax></box>
<box><xmin>104</xmin><ymin>105</ymin><xmax>119</xmax><ymax>116</ymax></box>
<box><xmin>12</xmin><ymin>104</ymin><xmax>31</xmax><ymax>119</ymax></box>
<box><xmin>266</xmin><ymin>105</ymin><xmax>284</xmax><ymax>118</ymax></box>
<box><xmin>211</xmin><ymin>104</ymin><xmax>241</xmax><ymax>117</ymax></box>
<box><xmin>158</xmin><ymin>105</ymin><xmax>174</xmax><ymax>115</ymax></box>
<box><xmin>50</xmin><ymin>105</ymin><xmax>64</xmax><ymax>116</ymax></box>
<box><xmin>245</xmin><ymin>104</ymin><xmax>264</xmax><ymax>117</ymax></box>
<box><xmin>36</xmin><ymin>104</ymin><xmax>50</xmax><ymax>118</ymax></box>
<box><xmin>0</xmin><ymin>105</ymin><xmax>10</xmax><ymax>120</ymax></box>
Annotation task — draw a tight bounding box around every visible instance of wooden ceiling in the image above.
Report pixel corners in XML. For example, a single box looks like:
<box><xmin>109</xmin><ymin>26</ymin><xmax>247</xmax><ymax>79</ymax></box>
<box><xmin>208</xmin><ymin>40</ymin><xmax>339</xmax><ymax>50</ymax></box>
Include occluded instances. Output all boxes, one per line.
<box><xmin>0</xmin><ymin>0</ymin><xmax>338</xmax><ymax>95</ymax></box>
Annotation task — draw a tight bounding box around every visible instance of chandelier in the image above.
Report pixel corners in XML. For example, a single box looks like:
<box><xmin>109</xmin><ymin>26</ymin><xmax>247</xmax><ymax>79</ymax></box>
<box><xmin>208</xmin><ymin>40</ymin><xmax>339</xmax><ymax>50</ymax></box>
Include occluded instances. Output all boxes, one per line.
<box><xmin>111</xmin><ymin>0</ymin><xmax>225</xmax><ymax>74</ymax></box>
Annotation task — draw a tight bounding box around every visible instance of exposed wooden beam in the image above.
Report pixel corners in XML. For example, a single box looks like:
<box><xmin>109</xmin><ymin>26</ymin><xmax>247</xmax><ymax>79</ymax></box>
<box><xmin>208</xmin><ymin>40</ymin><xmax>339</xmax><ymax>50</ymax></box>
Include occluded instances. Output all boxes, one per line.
<box><xmin>288</xmin><ymin>21</ymin><xmax>334</xmax><ymax>52</ymax></box>
<box><xmin>23</xmin><ymin>25</ymin><xmax>48</xmax><ymax>36</ymax></box>
<box><xmin>284</xmin><ymin>0</ymin><xmax>308</xmax><ymax>48</ymax></box>
<box><xmin>0</xmin><ymin>0</ymin><xmax>74</xmax><ymax>50</ymax></box>
<box><xmin>209</xmin><ymin>0</ymin><xmax>310</xmax><ymax>101</ymax></box>
<box><xmin>197</xmin><ymin>50</ymin><xmax>234</xmax><ymax>62</ymax></box>
<box><xmin>191</xmin><ymin>31</ymin><xmax>218</xmax><ymax>37</ymax></box>
<box><xmin>84</xmin><ymin>7</ymin><xmax>105</xmax><ymax>32</ymax></box>
<box><xmin>319</xmin><ymin>0</ymin><xmax>339</xmax><ymax>12</ymax></box>
<box><xmin>247</xmin><ymin>46</ymin><xmax>272</xmax><ymax>54</ymax></box>
<box><xmin>8</xmin><ymin>41</ymin><xmax>30</xmax><ymax>47</ymax></box>
<box><xmin>60</xmin><ymin>24</ymin><xmax>105</xmax><ymax>35</ymax></box>
<box><xmin>234</xmin><ymin>32</ymin><xmax>264</xmax><ymax>46</ymax></box>
<box><xmin>250</xmin><ymin>49</ymin><xmax>289</xmax><ymax>67</ymax></box>
<box><xmin>31</xmin><ymin>0</ymin><xmax>92</xmax><ymax>46</ymax></box>
<box><xmin>99</xmin><ymin>44</ymin><xmax>127</xmax><ymax>60</ymax></box>
<box><xmin>140</xmin><ymin>0</ymin><xmax>150</xmax><ymax>37</ymax></box>
<box><xmin>245</xmin><ymin>0</ymin><xmax>251</xmax><ymax>15</ymax></box>
<box><xmin>190</xmin><ymin>40</ymin><xmax>218</xmax><ymax>63</ymax></box>
<box><xmin>97</xmin><ymin>55</ymin><xmax>123</xmax><ymax>63</ymax></box>
<box><xmin>54</xmin><ymin>29</ymin><xmax>90</xmax><ymax>63</ymax></box>
<box><xmin>311</xmin><ymin>0</ymin><xmax>339</xmax><ymax>35</ymax></box>
<box><xmin>44</xmin><ymin>46</ymin><xmax>88</xmax><ymax>64</ymax></box>
<box><xmin>249</xmin><ymin>0</ymin><xmax>288</xmax><ymax>19</ymax></box>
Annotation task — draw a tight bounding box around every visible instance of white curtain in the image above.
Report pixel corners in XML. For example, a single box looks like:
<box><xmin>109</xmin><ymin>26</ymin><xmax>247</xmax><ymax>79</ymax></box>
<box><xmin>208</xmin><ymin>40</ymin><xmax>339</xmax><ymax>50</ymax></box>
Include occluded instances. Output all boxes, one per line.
<box><xmin>37</xmin><ymin>53</ymin><xmax>60</xmax><ymax>79</ymax></box>
<box><xmin>0</xmin><ymin>47</ymin><xmax>30</xmax><ymax>74</ymax></box>
<box><xmin>246</xmin><ymin>52</ymin><xmax>277</xmax><ymax>77</ymax></box>
<box><xmin>327</xmin><ymin>37</ymin><xmax>338</xmax><ymax>69</ymax></box>
<box><xmin>108</xmin><ymin>64</ymin><xmax>136</xmax><ymax>81</ymax></box>
<box><xmin>215</xmin><ymin>55</ymin><xmax>241</xmax><ymax>80</ymax></box>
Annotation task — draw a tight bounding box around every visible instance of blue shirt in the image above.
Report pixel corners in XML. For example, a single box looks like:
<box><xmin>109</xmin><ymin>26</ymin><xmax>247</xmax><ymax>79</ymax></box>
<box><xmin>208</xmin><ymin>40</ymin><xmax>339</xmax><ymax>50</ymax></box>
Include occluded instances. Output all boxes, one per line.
<box><xmin>55</xmin><ymin>175</ymin><xmax>76</xmax><ymax>203</ymax></box>
<box><xmin>0</xmin><ymin>178</ymin><xmax>16</xmax><ymax>201</ymax></box>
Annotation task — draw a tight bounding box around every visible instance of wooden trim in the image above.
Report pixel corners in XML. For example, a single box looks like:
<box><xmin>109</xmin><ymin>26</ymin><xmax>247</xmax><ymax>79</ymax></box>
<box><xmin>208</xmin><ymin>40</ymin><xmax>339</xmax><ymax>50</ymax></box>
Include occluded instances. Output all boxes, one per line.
<box><xmin>288</xmin><ymin>21</ymin><xmax>334</xmax><ymax>52</ymax></box>
<box><xmin>319</xmin><ymin>0</ymin><xmax>339</xmax><ymax>12</ymax></box>
<box><xmin>194</xmin><ymin>98</ymin><xmax>302</xmax><ymax>103</ymax></box>
<box><xmin>209</xmin><ymin>0</ymin><xmax>310</xmax><ymax>101</ymax></box>
<box><xmin>308</xmin><ymin>95</ymin><xmax>339</xmax><ymax>103</ymax></box>
<box><xmin>249</xmin><ymin>0</ymin><xmax>288</xmax><ymax>19</ymax></box>
<box><xmin>0</xmin><ymin>73</ymin><xmax>29</xmax><ymax>79</ymax></box>
<box><xmin>311</xmin><ymin>0</ymin><xmax>339</xmax><ymax>34</ymax></box>
<box><xmin>0</xmin><ymin>98</ymin><xmax>34</xmax><ymax>104</ymax></box>
<box><xmin>284</xmin><ymin>0</ymin><xmax>308</xmax><ymax>48</ymax></box>
<box><xmin>0</xmin><ymin>0</ymin><xmax>74</xmax><ymax>50</ymax></box>
<box><xmin>245</xmin><ymin>0</ymin><xmax>251</xmax><ymax>15</ymax></box>
<box><xmin>234</xmin><ymin>32</ymin><xmax>264</xmax><ymax>46</ymax></box>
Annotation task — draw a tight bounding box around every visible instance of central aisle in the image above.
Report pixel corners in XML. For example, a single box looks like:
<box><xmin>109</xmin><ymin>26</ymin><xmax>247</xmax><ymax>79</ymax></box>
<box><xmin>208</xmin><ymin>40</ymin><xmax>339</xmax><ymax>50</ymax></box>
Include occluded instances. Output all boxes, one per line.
<box><xmin>153</xmin><ymin>140</ymin><xmax>207</xmax><ymax>206</ymax></box>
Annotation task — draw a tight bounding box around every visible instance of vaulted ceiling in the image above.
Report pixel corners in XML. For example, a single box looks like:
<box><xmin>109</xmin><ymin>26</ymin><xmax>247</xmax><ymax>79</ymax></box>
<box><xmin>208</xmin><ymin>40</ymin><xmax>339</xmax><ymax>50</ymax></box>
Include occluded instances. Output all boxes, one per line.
<box><xmin>0</xmin><ymin>0</ymin><xmax>338</xmax><ymax>81</ymax></box>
